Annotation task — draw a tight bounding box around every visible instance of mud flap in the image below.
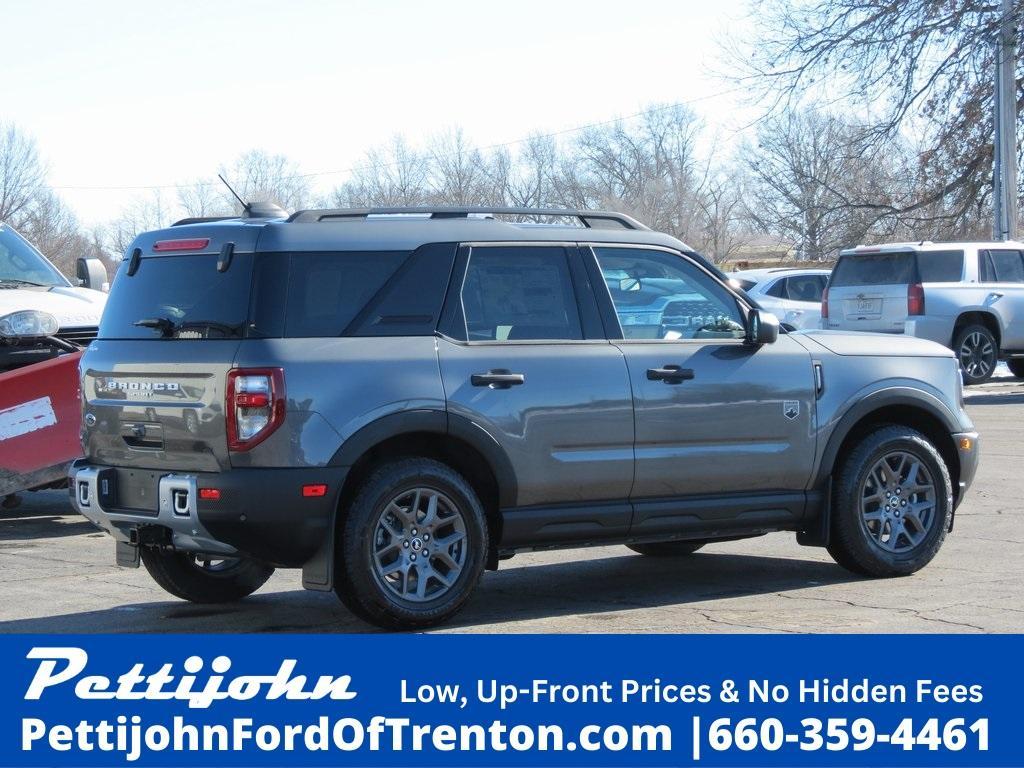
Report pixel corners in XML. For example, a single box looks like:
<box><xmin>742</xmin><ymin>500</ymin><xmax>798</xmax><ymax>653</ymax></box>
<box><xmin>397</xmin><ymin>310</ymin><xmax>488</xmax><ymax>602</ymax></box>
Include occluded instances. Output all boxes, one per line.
<box><xmin>301</xmin><ymin>537</ymin><xmax>333</xmax><ymax>592</ymax></box>
<box><xmin>796</xmin><ymin>478</ymin><xmax>832</xmax><ymax>548</ymax></box>
<box><xmin>116</xmin><ymin>541</ymin><xmax>140</xmax><ymax>568</ymax></box>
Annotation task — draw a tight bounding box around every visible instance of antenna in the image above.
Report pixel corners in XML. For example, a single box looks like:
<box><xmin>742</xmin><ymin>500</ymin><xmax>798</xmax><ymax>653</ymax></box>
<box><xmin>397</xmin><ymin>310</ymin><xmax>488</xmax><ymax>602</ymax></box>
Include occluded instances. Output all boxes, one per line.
<box><xmin>217</xmin><ymin>174</ymin><xmax>249</xmax><ymax>214</ymax></box>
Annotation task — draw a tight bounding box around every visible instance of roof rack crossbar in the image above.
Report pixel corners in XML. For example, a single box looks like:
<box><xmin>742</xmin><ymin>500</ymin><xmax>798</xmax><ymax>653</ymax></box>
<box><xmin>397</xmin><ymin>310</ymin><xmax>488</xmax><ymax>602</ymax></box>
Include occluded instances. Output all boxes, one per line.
<box><xmin>286</xmin><ymin>206</ymin><xmax>648</xmax><ymax>230</ymax></box>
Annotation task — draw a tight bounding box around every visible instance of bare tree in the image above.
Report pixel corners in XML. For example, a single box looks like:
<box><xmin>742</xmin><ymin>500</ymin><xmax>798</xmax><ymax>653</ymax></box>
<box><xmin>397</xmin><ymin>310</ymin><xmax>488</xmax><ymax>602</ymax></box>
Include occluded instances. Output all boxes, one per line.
<box><xmin>177</xmin><ymin>179</ymin><xmax>230</xmax><ymax>218</ymax></box>
<box><xmin>0</xmin><ymin>124</ymin><xmax>48</xmax><ymax>225</ymax></box>
<box><xmin>691</xmin><ymin>174</ymin><xmax>750</xmax><ymax>263</ymax></box>
<box><xmin>741</xmin><ymin>110</ymin><xmax>910</xmax><ymax>260</ymax></box>
<box><xmin>334</xmin><ymin>137</ymin><xmax>430</xmax><ymax>207</ymax></box>
<box><xmin>430</xmin><ymin>129</ymin><xmax>488</xmax><ymax>205</ymax></box>
<box><xmin>736</xmin><ymin>0</ymin><xmax>1023</xmax><ymax>230</ymax></box>
<box><xmin>106</xmin><ymin>191</ymin><xmax>174</xmax><ymax>258</ymax></box>
<box><xmin>219</xmin><ymin>150</ymin><xmax>311</xmax><ymax>212</ymax></box>
<box><xmin>571</xmin><ymin>105</ymin><xmax>705</xmax><ymax>238</ymax></box>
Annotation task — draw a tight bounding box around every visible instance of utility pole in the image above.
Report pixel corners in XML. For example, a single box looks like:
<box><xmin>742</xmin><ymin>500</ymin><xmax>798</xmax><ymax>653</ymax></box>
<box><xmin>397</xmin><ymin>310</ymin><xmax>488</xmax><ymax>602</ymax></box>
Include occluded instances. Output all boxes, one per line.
<box><xmin>994</xmin><ymin>0</ymin><xmax>1018</xmax><ymax>241</ymax></box>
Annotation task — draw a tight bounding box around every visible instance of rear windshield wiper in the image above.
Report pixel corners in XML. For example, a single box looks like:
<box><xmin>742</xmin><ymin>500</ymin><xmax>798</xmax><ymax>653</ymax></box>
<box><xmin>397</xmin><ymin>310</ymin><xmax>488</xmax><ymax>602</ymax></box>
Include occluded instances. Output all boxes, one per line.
<box><xmin>134</xmin><ymin>317</ymin><xmax>177</xmax><ymax>336</ymax></box>
<box><xmin>133</xmin><ymin>317</ymin><xmax>240</xmax><ymax>338</ymax></box>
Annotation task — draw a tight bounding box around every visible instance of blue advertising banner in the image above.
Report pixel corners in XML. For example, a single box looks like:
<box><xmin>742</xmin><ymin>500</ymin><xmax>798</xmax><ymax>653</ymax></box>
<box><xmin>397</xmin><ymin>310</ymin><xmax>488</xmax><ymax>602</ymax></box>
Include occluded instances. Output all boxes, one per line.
<box><xmin>0</xmin><ymin>634</ymin><xmax>1018</xmax><ymax>766</ymax></box>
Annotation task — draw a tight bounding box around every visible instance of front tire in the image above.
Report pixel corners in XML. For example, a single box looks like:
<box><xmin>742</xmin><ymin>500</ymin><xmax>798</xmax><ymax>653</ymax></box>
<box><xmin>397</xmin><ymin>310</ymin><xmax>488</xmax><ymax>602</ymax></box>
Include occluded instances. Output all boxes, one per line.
<box><xmin>1007</xmin><ymin>359</ymin><xmax>1024</xmax><ymax>379</ymax></box>
<box><xmin>140</xmin><ymin>548</ymin><xmax>274</xmax><ymax>603</ymax></box>
<box><xmin>827</xmin><ymin>425</ymin><xmax>951</xmax><ymax>577</ymax></box>
<box><xmin>334</xmin><ymin>458</ymin><xmax>488</xmax><ymax>630</ymax></box>
<box><xmin>628</xmin><ymin>540</ymin><xmax>706</xmax><ymax>556</ymax></box>
<box><xmin>954</xmin><ymin>324</ymin><xmax>998</xmax><ymax>385</ymax></box>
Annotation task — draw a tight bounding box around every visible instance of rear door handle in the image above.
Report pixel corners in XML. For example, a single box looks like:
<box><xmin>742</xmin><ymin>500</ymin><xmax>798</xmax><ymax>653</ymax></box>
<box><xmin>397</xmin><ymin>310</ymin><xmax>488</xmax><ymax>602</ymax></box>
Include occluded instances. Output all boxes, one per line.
<box><xmin>646</xmin><ymin>365</ymin><xmax>695</xmax><ymax>383</ymax></box>
<box><xmin>471</xmin><ymin>370</ymin><xmax>525</xmax><ymax>388</ymax></box>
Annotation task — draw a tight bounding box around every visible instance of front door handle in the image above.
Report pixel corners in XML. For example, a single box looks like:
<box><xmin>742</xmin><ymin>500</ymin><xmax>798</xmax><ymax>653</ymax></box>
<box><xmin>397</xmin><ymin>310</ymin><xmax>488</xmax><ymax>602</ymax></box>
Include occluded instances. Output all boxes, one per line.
<box><xmin>471</xmin><ymin>370</ymin><xmax>525</xmax><ymax>389</ymax></box>
<box><xmin>646</xmin><ymin>365</ymin><xmax>695</xmax><ymax>383</ymax></box>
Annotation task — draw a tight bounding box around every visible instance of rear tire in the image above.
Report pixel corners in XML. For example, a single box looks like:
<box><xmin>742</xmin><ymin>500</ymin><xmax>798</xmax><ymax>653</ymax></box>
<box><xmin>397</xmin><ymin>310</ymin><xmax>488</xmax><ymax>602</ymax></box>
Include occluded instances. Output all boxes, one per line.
<box><xmin>334</xmin><ymin>458</ymin><xmax>488</xmax><ymax>630</ymax></box>
<box><xmin>140</xmin><ymin>548</ymin><xmax>274</xmax><ymax>603</ymax></box>
<box><xmin>827</xmin><ymin>425</ymin><xmax>951</xmax><ymax>577</ymax></box>
<box><xmin>628</xmin><ymin>540</ymin><xmax>706</xmax><ymax>557</ymax></box>
<box><xmin>1007</xmin><ymin>359</ymin><xmax>1024</xmax><ymax>379</ymax></box>
<box><xmin>954</xmin><ymin>323</ymin><xmax>998</xmax><ymax>385</ymax></box>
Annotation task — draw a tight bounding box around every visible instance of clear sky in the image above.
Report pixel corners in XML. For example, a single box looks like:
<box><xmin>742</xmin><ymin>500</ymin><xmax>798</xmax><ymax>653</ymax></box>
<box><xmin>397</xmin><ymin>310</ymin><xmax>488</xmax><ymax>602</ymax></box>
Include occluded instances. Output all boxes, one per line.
<box><xmin>1</xmin><ymin>0</ymin><xmax>753</xmax><ymax>226</ymax></box>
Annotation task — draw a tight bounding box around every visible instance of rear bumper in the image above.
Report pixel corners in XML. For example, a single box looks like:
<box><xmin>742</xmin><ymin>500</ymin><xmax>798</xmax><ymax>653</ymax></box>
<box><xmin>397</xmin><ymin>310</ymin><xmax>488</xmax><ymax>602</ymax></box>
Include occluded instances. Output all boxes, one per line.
<box><xmin>69</xmin><ymin>461</ymin><xmax>346</xmax><ymax>567</ymax></box>
<box><xmin>903</xmin><ymin>317</ymin><xmax>954</xmax><ymax>348</ymax></box>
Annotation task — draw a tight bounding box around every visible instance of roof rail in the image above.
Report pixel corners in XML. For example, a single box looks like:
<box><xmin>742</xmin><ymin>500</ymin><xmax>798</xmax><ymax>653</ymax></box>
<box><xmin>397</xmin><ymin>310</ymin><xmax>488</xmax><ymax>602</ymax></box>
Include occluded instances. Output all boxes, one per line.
<box><xmin>286</xmin><ymin>206</ymin><xmax>649</xmax><ymax>230</ymax></box>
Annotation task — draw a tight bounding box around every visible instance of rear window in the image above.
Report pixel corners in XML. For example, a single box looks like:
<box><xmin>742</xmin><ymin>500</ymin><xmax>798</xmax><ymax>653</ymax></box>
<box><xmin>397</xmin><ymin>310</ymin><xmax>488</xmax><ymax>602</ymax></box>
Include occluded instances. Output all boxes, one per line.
<box><xmin>917</xmin><ymin>250</ymin><xmax>964</xmax><ymax>282</ymax></box>
<box><xmin>831</xmin><ymin>252</ymin><xmax>916</xmax><ymax>286</ymax></box>
<box><xmin>101</xmin><ymin>248</ymin><xmax>453</xmax><ymax>340</ymax></box>
<box><xmin>99</xmin><ymin>254</ymin><xmax>255</xmax><ymax>340</ymax></box>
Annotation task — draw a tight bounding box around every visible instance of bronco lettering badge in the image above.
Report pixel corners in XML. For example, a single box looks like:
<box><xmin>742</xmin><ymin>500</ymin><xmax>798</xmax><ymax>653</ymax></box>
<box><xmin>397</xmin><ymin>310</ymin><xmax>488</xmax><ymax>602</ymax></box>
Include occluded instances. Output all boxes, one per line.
<box><xmin>99</xmin><ymin>379</ymin><xmax>180</xmax><ymax>398</ymax></box>
<box><xmin>783</xmin><ymin>400</ymin><xmax>800</xmax><ymax>420</ymax></box>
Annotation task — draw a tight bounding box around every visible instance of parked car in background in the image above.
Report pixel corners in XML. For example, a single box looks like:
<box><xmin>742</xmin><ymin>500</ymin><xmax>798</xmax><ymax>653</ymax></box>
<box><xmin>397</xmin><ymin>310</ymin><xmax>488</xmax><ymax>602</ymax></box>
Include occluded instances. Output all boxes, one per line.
<box><xmin>1</xmin><ymin>222</ymin><xmax>109</xmax><ymax>508</ymax></box>
<box><xmin>0</xmin><ymin>223</ymin><xmax>108</xmax><ymax>372</ymax></box>
<box><xmin>729</xmin><ymin>268</ymin><xmax>830</xmax><ymax>330</ymax></box>
<box><xmin>822</xmin><ymin>241</ymin><xmax>1024</xmax><ymax>384</ymax></box>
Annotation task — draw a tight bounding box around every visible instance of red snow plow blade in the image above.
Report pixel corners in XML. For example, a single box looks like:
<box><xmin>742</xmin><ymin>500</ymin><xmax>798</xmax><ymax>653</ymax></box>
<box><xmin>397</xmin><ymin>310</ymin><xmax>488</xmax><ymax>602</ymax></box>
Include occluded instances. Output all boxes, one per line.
<box><xmin>0</xmin><ymin>351</ymin><xmax>83</xmax><ymax>497</ymax></box>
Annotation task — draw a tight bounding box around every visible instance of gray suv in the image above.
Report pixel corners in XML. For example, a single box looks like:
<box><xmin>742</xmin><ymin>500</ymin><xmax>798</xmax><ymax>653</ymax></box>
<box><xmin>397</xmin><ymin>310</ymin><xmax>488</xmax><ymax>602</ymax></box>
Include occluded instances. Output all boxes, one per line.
<box><xmin>70</xmin><ymin>207</ymin><xmax>980</xmax><ymax>629</ymax></box>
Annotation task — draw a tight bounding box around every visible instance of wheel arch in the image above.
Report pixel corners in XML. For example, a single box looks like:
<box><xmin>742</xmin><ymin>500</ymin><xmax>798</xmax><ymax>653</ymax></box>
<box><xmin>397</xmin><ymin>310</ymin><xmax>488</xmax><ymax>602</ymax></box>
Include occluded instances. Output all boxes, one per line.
<box><xmin>816</xmin><ymin>392</ymin><xmax>961</xmax><ymax>498</ymax></box>
<box><xmin>304</xmin><ymin>410</ymin><xmax>516</xmax><ymax>590</ymax></box>
<box><xmin>952</xmin><ymin>310</ymin><xmax>1002</xmax><ymax>349</ymax></box>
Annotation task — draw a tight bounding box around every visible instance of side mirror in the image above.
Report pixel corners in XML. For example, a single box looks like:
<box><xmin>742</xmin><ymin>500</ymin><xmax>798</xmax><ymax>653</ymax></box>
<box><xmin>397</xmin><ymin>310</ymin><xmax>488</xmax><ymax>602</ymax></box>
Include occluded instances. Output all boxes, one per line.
<box><xmin>76</xmin><ymin>257</ymin><xmax>109</xmax><ymax>292</ymax></box>
<box><xmin>747</xmin><ymin>308</ymin><xmax>780</xmax><ymax>345</ymax></box>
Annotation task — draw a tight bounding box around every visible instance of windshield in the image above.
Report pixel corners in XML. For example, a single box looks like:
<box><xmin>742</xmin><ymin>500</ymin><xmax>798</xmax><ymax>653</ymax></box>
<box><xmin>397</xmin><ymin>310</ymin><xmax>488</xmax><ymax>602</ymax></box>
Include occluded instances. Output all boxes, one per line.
<box><xmin>0</xmin><ymin>225</ymin><xmax>69</xmax><ymax>287</ymax></box>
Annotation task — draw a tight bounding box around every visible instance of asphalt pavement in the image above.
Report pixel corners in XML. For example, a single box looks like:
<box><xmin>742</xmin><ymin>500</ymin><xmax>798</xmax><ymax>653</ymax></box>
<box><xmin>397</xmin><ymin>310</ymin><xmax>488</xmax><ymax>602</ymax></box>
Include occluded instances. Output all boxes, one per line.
<box><xmin>1</xmin><ymin>377</ymin><xmax>1021</xmax><ymax>634</ymax></box>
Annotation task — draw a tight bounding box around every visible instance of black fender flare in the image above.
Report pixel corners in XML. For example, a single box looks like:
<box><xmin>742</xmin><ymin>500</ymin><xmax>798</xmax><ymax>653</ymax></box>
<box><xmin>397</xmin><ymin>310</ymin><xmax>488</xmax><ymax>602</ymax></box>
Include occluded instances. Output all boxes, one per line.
<box><xmin>305</xmin><ymin>409</ymin><xmax>517</xmax><ymax>591</ymax></box>
<box><xmin>327</xmin><ymin>409</ymin><xmax>517</xmax><ymax>507</ymax></box>
<box><xmin>813</xmin><ymin>387</ymin><xmax>960</xmax><ymax>489</ymax></box>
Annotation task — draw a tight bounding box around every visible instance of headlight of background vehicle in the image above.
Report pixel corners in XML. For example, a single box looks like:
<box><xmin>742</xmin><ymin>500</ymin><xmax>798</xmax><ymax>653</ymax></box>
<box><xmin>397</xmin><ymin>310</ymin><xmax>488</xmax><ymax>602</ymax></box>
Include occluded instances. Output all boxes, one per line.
<box><xmin>0</xmin><ymin>310</ymin><xmax>59</xmax><ymax>338</ymax></box>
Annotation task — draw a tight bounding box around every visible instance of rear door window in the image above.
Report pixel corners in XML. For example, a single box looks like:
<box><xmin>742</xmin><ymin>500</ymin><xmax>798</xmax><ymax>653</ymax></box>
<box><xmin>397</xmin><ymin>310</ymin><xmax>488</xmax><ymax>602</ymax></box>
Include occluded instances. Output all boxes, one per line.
<box><xmin>917</xmin><ymin>250</ymin><xmax>964</xmax><ymax>282</ymax></box>
<box><xmin>981</xmin><ymin>249</ymin><xmax>1024</xmax><ymax>283</ymax></box>
<box><xmin>831</xmin><ymin>253</ymin><xmax>915</xmax><ymax>286</ymax></box>
<box><xmin>784</xmin><ymin>274</ymin><xmax>825</xmax><ymax>302</ymax></box>
<box><xmin>460</xmin><ymin>246</ymin><xmax>582</xmax><ymax>341</ymax></box>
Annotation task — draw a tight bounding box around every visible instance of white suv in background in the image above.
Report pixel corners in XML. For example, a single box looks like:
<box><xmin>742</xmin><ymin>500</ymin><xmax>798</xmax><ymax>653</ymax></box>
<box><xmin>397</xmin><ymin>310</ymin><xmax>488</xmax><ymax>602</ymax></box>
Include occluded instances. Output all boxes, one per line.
<box><xmin>729</xmin><ymin>268</ymin><xmax>830</xmax><ymax>330</ymax></box>
<box><xmin>822</xmin><ymin>241</ymin><xmax>1024</xmax><ymax>384</ymax></box>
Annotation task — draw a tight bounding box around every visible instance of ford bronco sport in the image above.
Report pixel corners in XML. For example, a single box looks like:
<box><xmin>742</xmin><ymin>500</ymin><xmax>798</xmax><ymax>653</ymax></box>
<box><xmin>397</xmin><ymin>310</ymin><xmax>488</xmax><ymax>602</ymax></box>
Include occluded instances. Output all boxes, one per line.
<box><xmin>70</xmin><ymin>207</ymin><xmax>979</xmax><ymax>629</ymax></box>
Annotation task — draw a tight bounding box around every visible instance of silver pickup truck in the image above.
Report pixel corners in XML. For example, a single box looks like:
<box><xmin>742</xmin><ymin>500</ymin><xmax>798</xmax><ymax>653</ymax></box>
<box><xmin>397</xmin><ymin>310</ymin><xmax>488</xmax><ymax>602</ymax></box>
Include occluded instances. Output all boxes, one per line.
<box><xmin>822</xmin><ymin>241</ymin><xmax>1024</xmax><ymax>384</ymax></box>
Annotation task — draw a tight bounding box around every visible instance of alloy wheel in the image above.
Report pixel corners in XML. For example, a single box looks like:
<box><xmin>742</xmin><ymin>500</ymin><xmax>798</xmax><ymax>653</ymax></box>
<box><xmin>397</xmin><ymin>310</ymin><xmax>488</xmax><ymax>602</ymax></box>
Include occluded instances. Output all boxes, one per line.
<box><xmin>959</xmin><ymin>331</ymin><xmax>995</xmax><ymax>380</ymax></box>
<box><xmin>859</xmin><ymin>450</ymin><xmax>937</xmax><ymax>553</ymax></box>
<box><xmin>371</xmin><ymin>487</ymin><xmax>468</xmax><ymax>603</ymax></box>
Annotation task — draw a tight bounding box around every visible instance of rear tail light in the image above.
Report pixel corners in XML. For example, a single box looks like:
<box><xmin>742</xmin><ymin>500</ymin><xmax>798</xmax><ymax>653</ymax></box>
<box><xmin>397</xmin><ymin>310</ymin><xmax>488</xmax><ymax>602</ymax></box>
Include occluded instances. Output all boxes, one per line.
<box><xmin>908</xmin><ymin>283</ymin><xmax>925</xmax><ymax>316</ymax></box>
<box><xmin>821</xmin><ymin>286</ymin><xmax>830</xmax><ymax>320</ymax></box>
<box><xmin>226</xmin><ymin>368</ymin><xmax>285</xmax><ymax>451</ymax></box>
